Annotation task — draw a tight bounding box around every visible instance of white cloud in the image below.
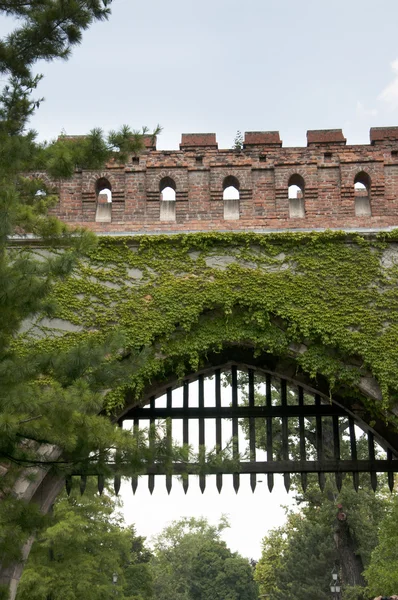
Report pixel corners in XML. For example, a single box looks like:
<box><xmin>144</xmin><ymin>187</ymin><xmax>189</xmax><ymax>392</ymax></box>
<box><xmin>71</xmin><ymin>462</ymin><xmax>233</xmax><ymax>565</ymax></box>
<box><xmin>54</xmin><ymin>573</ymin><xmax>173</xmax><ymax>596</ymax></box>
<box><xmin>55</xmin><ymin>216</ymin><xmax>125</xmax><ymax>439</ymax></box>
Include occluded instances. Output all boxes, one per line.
<box><xmin>356</xmin><ymin>101</ymin><xmax>378</xmax><ymax>118</ymax></box>
<box><xmin>378</xmin><ymin>58</ymin><xmax>398</xmax><ymax>109</ymax></box>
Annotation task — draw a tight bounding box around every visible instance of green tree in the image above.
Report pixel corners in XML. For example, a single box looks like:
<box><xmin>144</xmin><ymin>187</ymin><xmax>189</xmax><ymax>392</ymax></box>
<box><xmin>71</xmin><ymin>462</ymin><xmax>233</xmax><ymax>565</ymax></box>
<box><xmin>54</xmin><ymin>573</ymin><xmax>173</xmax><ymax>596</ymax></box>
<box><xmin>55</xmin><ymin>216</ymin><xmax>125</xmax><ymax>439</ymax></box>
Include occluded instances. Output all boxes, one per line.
<box><xmin>150</xmin><ymin>517</ymin><xmax>258</xmax><ymax>600</ymax></box>
<box><xmin>124</xmin><ymin>529</ymin><xmax>154</xmax><ymax>600</ymax></box>
<box><xmin>254</xmin><ymin>528</ymin><xmax>287</xmax><ymax>598</ymax></box>
<box><xmin>0</xmin><ymin>1</ymin><xmax>165</xmax><ymax>591</ymax></box>
<box><xmin>236</xmin><ymin>372</ymin><xmax>391</xmax><ymax>598</ymax></box>
<box><xmin>16</xmin><ymin>484</ymin><xmax>153</xmax><ymax>600</ymax></box>
<box><xmin>364</xmin><ymin>492</ymin><xmax>398</xmax><ymax>597</ymax></box>
<box><xmin>254</xmin><ymin>479</ymin><xmax>392</xmax><ymax>600</ymax></box>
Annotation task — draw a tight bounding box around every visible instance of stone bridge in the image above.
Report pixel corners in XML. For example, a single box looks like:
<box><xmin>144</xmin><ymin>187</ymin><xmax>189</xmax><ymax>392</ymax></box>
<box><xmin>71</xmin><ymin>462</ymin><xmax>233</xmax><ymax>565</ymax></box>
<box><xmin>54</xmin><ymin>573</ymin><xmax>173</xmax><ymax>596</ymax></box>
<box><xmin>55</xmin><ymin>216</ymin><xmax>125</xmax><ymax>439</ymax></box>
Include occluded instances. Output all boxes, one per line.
<box><xmin>4</xmin><ymin>127</ymin><xmax>398</xmax><ymax>597</ymax></box>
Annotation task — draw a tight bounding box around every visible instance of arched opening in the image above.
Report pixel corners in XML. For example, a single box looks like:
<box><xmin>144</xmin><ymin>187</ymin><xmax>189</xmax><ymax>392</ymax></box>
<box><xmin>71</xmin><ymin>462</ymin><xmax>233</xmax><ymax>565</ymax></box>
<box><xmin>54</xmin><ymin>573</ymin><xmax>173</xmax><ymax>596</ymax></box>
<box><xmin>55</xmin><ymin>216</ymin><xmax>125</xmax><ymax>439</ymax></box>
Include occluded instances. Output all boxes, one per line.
<box><xmin>288</xmin><ymin>174</ymin><xmax>305</xmax><ymax>218</ymax></box>
<box><xmin>223</xmin><ymin>175</ymin><xmax>240</xmax><ymax>220</ymax></box>
<box><xmin>95</xmin><ymin>177</ymin><xmax>112</xmax><ymax>223</ymax></box>
<box><xmin>4</xmin><ymin>344</ymin><xmax>398</xmax><ymax>597</ymax></box>
<box><xmin>354</xmin><ymin>171</ymin><xmax>371</xmax><ymax>216</ymax></box>
<box><xmin>159</xmin><ymin>177</ymin><xmax>176</xmax><ymax>221</ymax></box>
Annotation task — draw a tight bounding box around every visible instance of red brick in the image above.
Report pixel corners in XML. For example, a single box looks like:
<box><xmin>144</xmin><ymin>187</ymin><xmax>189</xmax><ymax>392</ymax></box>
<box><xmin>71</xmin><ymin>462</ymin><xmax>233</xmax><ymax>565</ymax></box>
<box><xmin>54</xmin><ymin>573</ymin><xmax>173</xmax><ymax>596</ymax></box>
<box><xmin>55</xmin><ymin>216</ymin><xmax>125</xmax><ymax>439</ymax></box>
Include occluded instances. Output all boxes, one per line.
<box><xmin>35</xmin><ymin>127</ymin><xmax>398</xmax><ymax>233</ymax></box>
<box><xmin>307</xmin><ymin>129</ymin><xmax>346</xmax><ymax>145</ymax></box>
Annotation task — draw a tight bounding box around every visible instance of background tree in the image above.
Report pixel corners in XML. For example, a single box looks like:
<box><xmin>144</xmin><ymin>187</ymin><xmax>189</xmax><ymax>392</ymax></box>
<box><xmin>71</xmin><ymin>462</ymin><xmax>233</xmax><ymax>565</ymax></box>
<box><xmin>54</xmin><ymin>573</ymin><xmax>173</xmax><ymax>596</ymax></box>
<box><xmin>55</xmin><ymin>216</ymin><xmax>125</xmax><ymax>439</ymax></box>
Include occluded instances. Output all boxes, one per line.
<box><xmin>364</xmin><ymin>493</ymin><xmax>398</xmax><ymax>598</ymax></box>
<box><xmin>150</xmin><ymin>517</ymin><xmax>258</xmax><ymax>600</ymax></box>
<box><xmin>16</xmin><ymin>484</ymin><xmax>154</xmax><ymax>600</ymax></box>
<box><xmin>254</xmin><ymin>528</ymin><xmax>287</xmax><ymax>598</ymax></box>
<box><xmin>234</xmin><ymin>371</ymin><xmax>393</xmax><ymax>599</ymax></box>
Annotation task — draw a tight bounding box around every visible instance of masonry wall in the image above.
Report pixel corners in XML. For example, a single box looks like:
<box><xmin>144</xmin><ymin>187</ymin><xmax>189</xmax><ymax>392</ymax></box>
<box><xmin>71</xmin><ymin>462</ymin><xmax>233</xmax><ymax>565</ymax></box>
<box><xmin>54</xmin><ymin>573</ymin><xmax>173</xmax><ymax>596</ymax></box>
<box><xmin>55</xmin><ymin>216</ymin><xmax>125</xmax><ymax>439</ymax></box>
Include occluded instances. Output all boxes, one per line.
<box><xmin>41</xmin><ymin>127</ymin><xmax>398</xmax><ymax>232</ymax></box>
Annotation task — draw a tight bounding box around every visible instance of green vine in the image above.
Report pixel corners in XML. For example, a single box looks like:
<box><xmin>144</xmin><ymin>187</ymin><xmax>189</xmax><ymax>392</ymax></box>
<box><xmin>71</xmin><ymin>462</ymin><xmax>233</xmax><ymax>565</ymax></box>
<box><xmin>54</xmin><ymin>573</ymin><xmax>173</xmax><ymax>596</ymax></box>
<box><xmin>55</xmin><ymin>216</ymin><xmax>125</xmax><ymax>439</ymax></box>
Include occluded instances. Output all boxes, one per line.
<box><xmin>14</xmin><ymin>231</ymin><xmax>398</xmax><ymax>420</ymax></box>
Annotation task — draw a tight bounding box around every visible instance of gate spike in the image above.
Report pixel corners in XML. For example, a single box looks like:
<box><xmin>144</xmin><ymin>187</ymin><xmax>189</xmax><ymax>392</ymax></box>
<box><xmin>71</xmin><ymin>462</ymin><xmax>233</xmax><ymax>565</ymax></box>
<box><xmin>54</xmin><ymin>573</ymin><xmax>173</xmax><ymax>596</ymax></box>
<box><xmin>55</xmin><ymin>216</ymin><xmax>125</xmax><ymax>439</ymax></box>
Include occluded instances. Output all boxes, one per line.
<box><xmin>267</xmin><ymin>473</ymin><xmax>274</xmax><ymax>492</ymax></box>
<box><xmin>335</xmin><ymin>472</ymin><xmax>343</xmax><ymax>492</ymax></box>
<box><xmin>284</xmin><ymin>473</ymin><xmax>291</xmax><ymax>493</ymax></box>
<box><xmin>368</xmin><ymin>432</ymin><xmax>377</xmax><ymax>492</ymax></box>
<box><xmin>183</xmin><ymin>476</ymin><xmax>189</xmax><ymax>494</ymax></box>
<box><xmin>97</xmin><ymin>474</ymin><xmax>105</xmax><ymax>495</ymax></box>
<box><xmin>301</xmin><ymin>472</ymin><xmax>308</xmax><ymax>493</ymax></box>
<box><xmin>216</xmin><ymin>474</ymin><xmax>223</xmax><ymax>493</ymax></box>
<box><xmin>250</xmin><ymin>473</ymin><xmax>257</xmax><ymax>493</ymax></box>
<box><xmin>199</xmin><ymin>475</ymin><xmax>206</xmax><ymax>494</ymax></box>
<box><xmin>65</xmin><ymin>475</ymin><xmax>72</xmax><ymax>496</ymax></box>
<box><xmin>114</xmin><ymin>475</ymin><xmax>121</xmax><ymax>496</ymax></box>
<box><xmin>148</xmin><ymin>474</ymin><xmax>155</xmax><ymax>495</ymax></box>
<box><xmin>79</xmin><ymin>475</ymin><xmax>87</xmax><ymax>496</ymax></box>
<box><xmin>131</xmin><ymin>476</ymin><xmax>138</xmax><ymax>495</ymax></box>
<box><xmin>352</xmin><ymin>472</ymin><xmax>359</xmax><ymax>492</ymax></box>
<box><xmin>166</xmin><ymin>475</ymin><xmax>172</xmax><ymax>495</ymax></box>
<box><xmin>388</xmin><ymin>470</ymin><xmax>394</xmax><ymax>493</ymax></box>
<box><xmin>233</xmin><ymin>473</ymin><xmax>240</xmax><ymax>494</ymax></box>
<box><xmin>387</xmin><ymin>449</ymin><xmax>394</xmax><ymax>492</ymax></box>
<box><xmin>318</xmin><ymin>472</ymin><xmax>325</xmax><ymax>492</ymax></box>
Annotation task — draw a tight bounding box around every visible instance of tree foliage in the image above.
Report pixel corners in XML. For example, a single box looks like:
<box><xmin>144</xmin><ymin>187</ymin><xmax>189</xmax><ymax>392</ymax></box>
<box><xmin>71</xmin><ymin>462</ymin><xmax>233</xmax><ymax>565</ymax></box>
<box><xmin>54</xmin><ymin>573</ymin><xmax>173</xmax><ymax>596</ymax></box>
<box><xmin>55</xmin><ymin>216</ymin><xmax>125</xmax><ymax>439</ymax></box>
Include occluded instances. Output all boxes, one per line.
<box><xmin>16</xmin><ymin>484</ymin><xmax>154</xmax><ymax>600</ymax></box>
<box><xmin>234</xmin><ymin>372</ymin><xmax>393</xmax><ymax>599</ymax></box>
<box><xmin>0</xmin><ymin>0</ymin><xmax>163</xmax><ymax>576</ymax></box>
<box><xmin>254</xmin><ymin>476</ymin><xmax>395</xmax><ymax>600</ymax></box>
<box><xmin>364</xmin><ymin>493</ymin><xmax>398</xmax><ymax>597</ymax></box>
<box><xmin>150</xmin><ymin>517</ymin><xmax>258</xmax><ymax>600</ymax></box>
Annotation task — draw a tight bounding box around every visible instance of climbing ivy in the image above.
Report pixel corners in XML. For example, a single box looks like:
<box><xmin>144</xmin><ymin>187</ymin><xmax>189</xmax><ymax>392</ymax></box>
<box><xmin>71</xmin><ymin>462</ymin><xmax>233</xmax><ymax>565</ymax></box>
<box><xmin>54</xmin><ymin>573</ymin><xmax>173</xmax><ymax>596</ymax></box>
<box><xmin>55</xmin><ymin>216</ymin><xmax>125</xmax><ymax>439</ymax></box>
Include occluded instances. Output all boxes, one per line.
<box><xmin>14</xmin><ymin>230</ymin><xmax>398</xmax><ymax>420</ymax></box>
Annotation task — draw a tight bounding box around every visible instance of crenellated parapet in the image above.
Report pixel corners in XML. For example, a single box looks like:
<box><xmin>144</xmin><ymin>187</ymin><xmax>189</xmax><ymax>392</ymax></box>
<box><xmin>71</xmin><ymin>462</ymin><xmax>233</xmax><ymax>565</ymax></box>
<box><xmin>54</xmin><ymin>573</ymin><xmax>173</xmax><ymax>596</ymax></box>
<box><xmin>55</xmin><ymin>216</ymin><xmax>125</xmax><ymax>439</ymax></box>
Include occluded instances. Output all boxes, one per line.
<box><xmin>40</xmin><ymin>126</ymin><xmax>398</xmax><ymax>232</ymax></box>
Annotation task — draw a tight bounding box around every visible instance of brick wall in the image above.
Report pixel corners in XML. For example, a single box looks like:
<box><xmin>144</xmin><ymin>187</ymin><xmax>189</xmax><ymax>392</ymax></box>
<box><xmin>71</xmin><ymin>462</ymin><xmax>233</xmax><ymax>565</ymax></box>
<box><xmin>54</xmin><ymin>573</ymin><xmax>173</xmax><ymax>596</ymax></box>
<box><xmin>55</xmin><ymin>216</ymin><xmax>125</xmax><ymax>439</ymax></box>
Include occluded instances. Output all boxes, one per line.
<box><xmin>42</xmin><ymin>127</ymin><xmax>398</xmax><ymax>232</ymax></box>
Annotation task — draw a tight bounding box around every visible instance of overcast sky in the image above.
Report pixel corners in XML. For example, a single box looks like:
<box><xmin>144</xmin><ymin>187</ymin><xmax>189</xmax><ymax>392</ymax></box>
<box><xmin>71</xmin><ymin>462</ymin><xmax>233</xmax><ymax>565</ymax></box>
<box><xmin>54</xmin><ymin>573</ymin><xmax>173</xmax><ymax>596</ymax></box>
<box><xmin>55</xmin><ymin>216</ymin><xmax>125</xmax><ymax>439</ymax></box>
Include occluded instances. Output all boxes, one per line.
<box><xmin>21</xmin><ymin>0</ymin><xmax>398</xmax><ymax>150</ymax></box>
<box><xmin>121</xmin><ymin>378</ymin><xmax>296</xmax><ymax>560</ymax></box>
<box><xmin>5</xmin><ymin>0</ymin><xmax>398</xmax><ymax>558</ymax></box>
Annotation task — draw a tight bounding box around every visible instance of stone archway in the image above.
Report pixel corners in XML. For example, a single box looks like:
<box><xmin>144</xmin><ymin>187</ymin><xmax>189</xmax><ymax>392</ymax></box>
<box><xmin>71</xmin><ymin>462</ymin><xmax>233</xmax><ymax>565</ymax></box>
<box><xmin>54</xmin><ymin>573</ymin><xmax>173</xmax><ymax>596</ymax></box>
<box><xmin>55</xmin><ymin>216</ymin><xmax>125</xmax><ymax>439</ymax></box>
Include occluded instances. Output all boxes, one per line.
<box><xmin>4</xmin><ymin>230</ymin><xmax>398</xmax><ymax>597</ymax></box>
<box><xmin>3</xmin><ymin>343</ymin><xmax>398</xmax><ymax>599</ymax></box>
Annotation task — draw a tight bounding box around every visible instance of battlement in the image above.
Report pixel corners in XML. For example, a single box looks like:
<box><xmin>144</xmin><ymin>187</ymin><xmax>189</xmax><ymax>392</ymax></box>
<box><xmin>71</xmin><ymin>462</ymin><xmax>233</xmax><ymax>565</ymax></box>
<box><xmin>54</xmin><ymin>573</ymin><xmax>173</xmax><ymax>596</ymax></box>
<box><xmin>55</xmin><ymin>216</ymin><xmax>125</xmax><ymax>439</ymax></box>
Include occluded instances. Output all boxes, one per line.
<box><xmin>42</xmin><ymin>127</ymin><xmax>398</xmax><ymax>233</ymax></box>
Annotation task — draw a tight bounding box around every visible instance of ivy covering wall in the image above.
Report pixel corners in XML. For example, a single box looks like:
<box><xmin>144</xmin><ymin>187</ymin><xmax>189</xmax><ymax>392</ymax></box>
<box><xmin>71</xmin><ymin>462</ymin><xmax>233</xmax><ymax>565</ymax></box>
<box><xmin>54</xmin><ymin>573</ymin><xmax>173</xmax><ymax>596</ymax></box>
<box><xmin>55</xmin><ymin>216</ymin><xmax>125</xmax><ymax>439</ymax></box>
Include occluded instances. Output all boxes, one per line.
<box><xmin>15</xmin><ymin>230</ymin><xmax>398</xmax><ymax>419</ymax></box>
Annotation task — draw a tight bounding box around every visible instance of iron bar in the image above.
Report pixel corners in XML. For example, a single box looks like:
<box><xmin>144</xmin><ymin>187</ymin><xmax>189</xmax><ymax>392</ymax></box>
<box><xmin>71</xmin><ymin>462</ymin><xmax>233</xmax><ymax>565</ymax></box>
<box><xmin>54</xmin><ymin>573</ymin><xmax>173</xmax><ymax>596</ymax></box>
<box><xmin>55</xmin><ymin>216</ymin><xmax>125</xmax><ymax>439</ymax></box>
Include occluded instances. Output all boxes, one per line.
<box><xmin>79</xmin><ymin>475</ymin><xmax>87</xmax><ymax>496</ymax></box>
<box><xmin>248</xmin><ymin>369</ymin><xmax>256</xmax><ymax>492</ymax></box>
<box><xmin>72</xmin><ymin>459</ymin><xmax>398</xmax><ymax>477</ymax></box>
<box><xmin>131</xmin><ymin>417</ymin><xmax>139</xmax><ymax>495</ymax></box>
<box><xmin>215</xmin><ymin>369</ymin><xmax>223</xmax><ymax>493</ymax></box>
<box><xmin>266</xmin><ymin>373</ymin><xmax>274</xmax><ymax>492</ymax></box>
<box><xmin>114</xmin><ymin>474</ymin><xmax>121</xmax><ymax>496</ymax></box>
<box><xmin>166</xmin><ymin>388</ymin><xmax>172</xmax><ymax>494</ymax></box>
<box><xmin>298</xmin><ymin>387</ymin><xmax>307</xmax><ymax>492</ymax></box>
<box><xmin>183</xmin><ymin>381</ymin><xmax>189</xmax><ymax>494</ymax></box>
<box><xmin>333</xmin><ymin>415</ymin><xmax>342</xmax><ymax>492</ymax></box>
<box><xmin>368</xmin><ymin>431</ymin><xmax>377</xmax><ymax>491</ymax></box>
<box><xmin>97</xmin><ymin>474</ymin><xmax>104</xmax><ymax>495</ymax></box>
<box><xmin>199</xmin><ymin>374</ymin><xmax>206</xmax><ymax>493</ymax></box>
<box><xmin>65</xmin><ymin>475</ymin><xmax>72</xmax><ymax>496</ymax></box>
<box><xmin>349</xmin><ymin>416</ymin><xmax>359</xmax><ymax>492</ymax></box>
<box><xmin>316</xmin><ymin>395</ymin><xmax>325</xmax><ymax>491</ymax></box>
<box><xmin>124</xmin><ymin>404</ymin><xmax>346</xmax><ymax>420</ymax></box>
<box><xmin>232</xmin><ymin>366</ymin><xmax>240</xmax><ymax>493</ymax></box>
<box><xmin>281</xmin><ymin>379</ymin><xmax>290</xmax><ymax>492</ymax></box>
<box><xmin>387</xmin><ymin>448</ymin><xmax>395</xmax><ymax>492</ymax></box>
<box><xmin>148</xmin><ymin>396</ymin><xmax>155</xmax><ymax>494</ymax></box>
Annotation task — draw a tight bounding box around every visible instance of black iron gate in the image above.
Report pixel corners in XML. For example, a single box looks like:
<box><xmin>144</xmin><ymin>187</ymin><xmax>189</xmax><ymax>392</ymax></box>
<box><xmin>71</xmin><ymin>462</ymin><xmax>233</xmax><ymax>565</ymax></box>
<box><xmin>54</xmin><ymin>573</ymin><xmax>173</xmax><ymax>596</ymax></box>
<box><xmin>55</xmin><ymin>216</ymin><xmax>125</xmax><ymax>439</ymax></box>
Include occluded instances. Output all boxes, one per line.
<box><xmin>70</xmin><ymin>364</ymin><xmax>398</xmax><ymax>495</ymax></box>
